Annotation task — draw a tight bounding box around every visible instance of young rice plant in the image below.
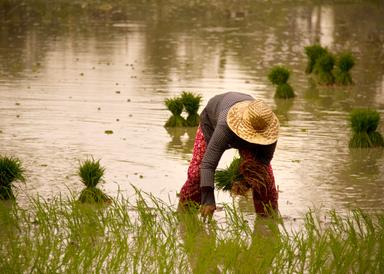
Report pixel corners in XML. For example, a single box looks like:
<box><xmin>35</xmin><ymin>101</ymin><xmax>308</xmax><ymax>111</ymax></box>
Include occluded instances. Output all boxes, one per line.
<box><xmin>0</xmin><ymin>155</ymin><xmax>25</xmax><ymax>200</ymax></box>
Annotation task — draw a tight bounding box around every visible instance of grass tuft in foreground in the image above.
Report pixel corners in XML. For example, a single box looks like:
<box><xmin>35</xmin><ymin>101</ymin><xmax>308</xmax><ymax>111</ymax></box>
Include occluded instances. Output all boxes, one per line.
<box><xmin>0</xmin><ymin>155</ymin><xmax>25</xmax><ymax>200</ymax></box>
<box><xmin>1</xmin><ymin>189</ymin><xmax>383</xmax><ymax>273</ymax></box>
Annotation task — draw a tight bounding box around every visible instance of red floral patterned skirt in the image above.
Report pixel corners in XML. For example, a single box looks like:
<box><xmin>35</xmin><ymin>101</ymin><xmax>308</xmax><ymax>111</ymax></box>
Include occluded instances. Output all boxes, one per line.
<box><xmin>178</xmin><ymin>126</ymin><xmax>279</xmax><ymax>215</ymax></box>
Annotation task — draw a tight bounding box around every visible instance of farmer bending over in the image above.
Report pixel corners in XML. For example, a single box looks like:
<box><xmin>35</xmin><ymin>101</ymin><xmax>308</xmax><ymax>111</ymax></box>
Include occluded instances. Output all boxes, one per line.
<box><xmin>178</xmin><ymin>92</ymin><xmax>279</xmax><ymax>218</ymax></box>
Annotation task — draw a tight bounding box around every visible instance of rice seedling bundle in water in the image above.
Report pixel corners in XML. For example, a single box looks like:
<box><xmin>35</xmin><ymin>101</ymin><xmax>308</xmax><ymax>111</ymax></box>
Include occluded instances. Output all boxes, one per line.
<box><xmin>181</xmin><ymin>91</ymin><xmax>202</xmax><ymax>127</ymax></box>
<box><xmin>349</xmin><ymin>109</ymin><xmax>384</xmax><ymax>148</ymax></box>
<box><xmin>333</xmin><ymin>52</ymin><xmax>355</xmax><ymax>85</ymax></box>
<box><xmin>275</xmin><ymin>83</ymin><xmax>295</xmax><ymax>99</ymax></box>
<box><xmin>0</xmin><ymin>155</ymin><xmax>25</xmax><ymax>200</ymax></box>
<box><xmin>78</xmin><ymin>158</ymin><xmax>110</xmax><ymax>203</ymax></box>
<box><xmin>164</xmin><ymin>97</ymin><xmax>186</xmax><ymax>127</ymax></box>
<box><xmin>304</xmin><ymin>44</ymin><xmax>328</xmax><ymax>74</ymax></box>
<box><xmin>78</xmin><ymin>187</ymin><xmax>111</xmax><ymax>203</ymax></box>
<box><xmin>268</xmin><ymin>66</ymin><xmax>295</xmax><ymax>99</ymax></box>
<box><xmin>313</xmin><ymin>52</ymin><xmax>335</xmax><ymax>85</ymax></box>
<box><xmin>78</xmin><ymin>158</ymin><xmax>105</xmax><ymax>188</ymax></box>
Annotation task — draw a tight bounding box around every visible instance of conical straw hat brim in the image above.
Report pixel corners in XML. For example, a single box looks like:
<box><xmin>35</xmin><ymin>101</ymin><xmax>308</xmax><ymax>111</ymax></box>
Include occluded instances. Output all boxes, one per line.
<box><xmin>227</xmin><ymin>101</ymin><xmax>279</xmax><ymax>145</ymax></box>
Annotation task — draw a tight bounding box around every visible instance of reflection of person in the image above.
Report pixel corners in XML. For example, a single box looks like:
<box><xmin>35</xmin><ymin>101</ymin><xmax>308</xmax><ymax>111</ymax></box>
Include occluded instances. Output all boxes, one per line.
<box><xmin>178</xmin><ymin>92</ymin><xmax>280</xmax><ymax>218</ymax></box>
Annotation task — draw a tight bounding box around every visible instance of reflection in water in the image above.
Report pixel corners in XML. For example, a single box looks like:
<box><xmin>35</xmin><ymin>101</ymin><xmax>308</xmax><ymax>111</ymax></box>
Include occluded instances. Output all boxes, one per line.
<box><xmin>165</xmin><ymin>127</ymin><xmax>196</xmax><ymax>160</ymax></box>
<box><xmin>0</xmin><ymin>2</ymin><xmax>384</xmax><ymax>220</ymax></box>
<box><xmin>331</xmin><ymin>148</ymin><xmax>384</xmax><ymax>212</ymax></box>
<box><xmin>274</xmin><ymin>98</ymin><xmax>294</xmax><ymax>126</ymax></box>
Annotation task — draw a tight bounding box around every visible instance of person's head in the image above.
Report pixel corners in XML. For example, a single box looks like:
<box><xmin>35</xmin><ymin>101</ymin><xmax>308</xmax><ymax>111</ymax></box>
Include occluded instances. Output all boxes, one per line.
<box><xmin>227</xmin><ymin>99</ymin><xmax>279</xmax><ymax>145</ymax></box>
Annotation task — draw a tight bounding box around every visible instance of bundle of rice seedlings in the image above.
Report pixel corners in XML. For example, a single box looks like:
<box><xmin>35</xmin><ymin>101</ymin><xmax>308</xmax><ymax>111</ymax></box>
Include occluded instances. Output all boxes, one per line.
<box><xmin>215</xmin><ymin>157</ymin><xmax>243</xmax><ymax>192</ymax></box>
<box><xmin>268</xmin><ymin>66</ymin><xmax>295</xmax><ymax>99</ymax></box>
<box><xmin>78</xmin><ymin>158</ymin><xmax>110</xmax><ymax>203</ymax></box>
<box><xmin>313</xmin><ymin>52</ymin><xmax>335</xmax><ymax>85</ymax></box>
<box><xmin>349</xmin><ymin>109</ymin><xmax>384</xmax><ymax>148</ymax></box>
<box><xmin>275</xmin><ymin>83</ymin><xmax>295</xmax><ymax>99</ymax></box>
<box><xmin>164</xmin><ymin>97</ymin><xmax>186</xmax><ymax>127</ymax></box>
<box><xmin>304</xmin><ymin>44</ymin><xmax>328</xmax><ymax>74</ymax></box>
<box><xmin>333</xmin><ymin>52</ymin><xmax>355</xmax><ymax>85</ymax></box>
<box><xmin>181</xmin><ymin>91</ymin><xmax>202</xmax><ymax>127</ymax></box>
<box><xmin>0</xmin><ymin>155</ymin><xmax>25</xmax><ymax>200</ymax></box>
<box><xmin>78</xmin><ymin>187</ymin><xmax>111</xmax><ymax>203</ymax></box>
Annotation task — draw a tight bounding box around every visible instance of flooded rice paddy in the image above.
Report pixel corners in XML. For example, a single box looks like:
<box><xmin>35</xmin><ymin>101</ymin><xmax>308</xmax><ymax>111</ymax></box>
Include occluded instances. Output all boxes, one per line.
<box><xmin>1</xmin><ymin>1</ymin><xmax>384</xmax><ymax>222</ymax></box>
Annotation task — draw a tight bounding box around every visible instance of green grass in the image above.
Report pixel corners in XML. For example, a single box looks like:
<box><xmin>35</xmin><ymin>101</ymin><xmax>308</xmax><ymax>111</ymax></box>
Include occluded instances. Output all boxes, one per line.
<box><xmin>0</xmin><ymin>155</ymin><xmax>25</xmax><ymax>200</ymax></box>
<box><xmin>1</xmin><ymin>189</ymin><xmax>383</xmax><ymax>273</ymax></box>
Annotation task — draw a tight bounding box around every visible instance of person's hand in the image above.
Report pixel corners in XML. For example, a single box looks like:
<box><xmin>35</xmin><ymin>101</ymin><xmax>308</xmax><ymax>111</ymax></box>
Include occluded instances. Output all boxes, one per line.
<box><xmin>200</xmin><ymin>204</ymin><xmax>216</xmax><ymax>222</ymax></box>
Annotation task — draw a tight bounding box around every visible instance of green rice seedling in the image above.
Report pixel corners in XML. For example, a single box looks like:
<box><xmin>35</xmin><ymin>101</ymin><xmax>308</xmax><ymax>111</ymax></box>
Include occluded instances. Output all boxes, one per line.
<box><xmin>333</xmin><ymin>52</ymin><xmax>355</xmax><ymax>85</ymax></box>
<box><xmin>215</xmin><ymin>157</ymin><xmax>243</xmax><ymax>191</ymax></box>
<box><xmin>304</xmin><ymin>44</ymin><xmax>328</xmax><ymax>74</ymax></box>
<box><xmin>268</xmin><ymin>66</ymin><xmax>290</xmax><ymax>85</ymax></box>
<box><xmin>164</xmin><ymin>97</ymin><xmax>186</xmax><ymax>127</ymax></box>
<box><xmin>313</xmin><ymin>52</ymin><xmax>336</xmax><ymax>85</ymax></box>
<box><xmin>268</xmin><ymin>66</ymin><xmax>295</xmax><ymax>99</ymax></box>
<box><xmin>350</xmin><ymin>109</ymin><xmax>380</xmax><ymax>133</ymax></box>
<box><xmin>1</xmin><ymin>188</ymin><xmax>384</xmax><ymax>273</ymax></box>
<box><xmin>275</xmin><ymin>83</ymin><xmax>295</xmax><ymax>99</ymax></box>
<box><xmin>0</xmin><ymin>155</ymin><xmax>25</xmax><ymax>200</ymax></box>
<box><xmin>181</xmin><ymin>91</ymin><xmax>202</xmax><ymax>127</ymax></box>
<box><xmin>349</xmin><ymin>109</ymin><xmax>384</xmax><ymax>148</ymax></box>
<box><xmin>78</xmin><ymin>158</ymin><xmax>105</xmax><ymax>188</ymax></box>
<box><xmin>78</xmin><ymin>187</ymin><xmax>111</xmax><ymax>203</ymax></box>
<box><xmin>78</xmin><ymin>158</ymin><xmax>111</xmax><ymax>203</ymax></box>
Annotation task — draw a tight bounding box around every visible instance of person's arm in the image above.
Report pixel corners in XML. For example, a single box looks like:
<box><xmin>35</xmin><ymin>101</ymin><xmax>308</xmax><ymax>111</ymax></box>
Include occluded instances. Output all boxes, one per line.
<box><xmin>200</xmin><ymin>125</ymin><xmax>232</xmax><ymax>206</ymax></box>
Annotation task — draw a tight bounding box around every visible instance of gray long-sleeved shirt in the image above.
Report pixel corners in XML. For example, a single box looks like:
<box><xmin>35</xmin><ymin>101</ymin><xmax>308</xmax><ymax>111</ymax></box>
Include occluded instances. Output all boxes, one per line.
<box><xmin>199</xmin><ymin>92</ymin><xmax>277</xmax><ymax>205</ymax></box>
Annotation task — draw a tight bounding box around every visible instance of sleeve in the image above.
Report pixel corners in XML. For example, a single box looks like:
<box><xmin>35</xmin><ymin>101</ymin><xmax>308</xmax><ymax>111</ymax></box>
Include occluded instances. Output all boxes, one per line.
<box><xmin>201</xmin><ymin>186</ymin><xmax>215</xmax><ymax>205</ymax></box>
<box><xmin>200</xmin><ymin>124</ymin><xmax>231</xmax><ymax>189</ymax></box>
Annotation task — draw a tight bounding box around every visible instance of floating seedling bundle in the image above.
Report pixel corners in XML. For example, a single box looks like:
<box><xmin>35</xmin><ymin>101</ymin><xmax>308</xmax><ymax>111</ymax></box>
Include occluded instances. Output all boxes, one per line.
<box><xmin>164</xmin><ymin>92</ymin><xmax>202</xmax><ymax>127</ymax></box>
<box><xmin>268</xmin><ymin>66</ymin><xmax>295</xmax><ymax>99</ymax></box>
<box><xmin>0</xmin><ymin>155</ymin><xmax>25</xmax><ymax>200</ymax></box>
<box><xmin>78</xmin><ymin>158</ymin><xmax>110</xmax><ymax>203</ymax></box>
<box><xmin>181</xmin><ymin>91</ymin><xmax>202</xmax><ymax>127</ymax></box>
<box><xmin>349</xmin><ymin>109</ymin><xmax>384</xmax><ymax>148</ymax></box>
<box><xmin>313</xmin><ymin>51</ymin><xmax>336</xmax><ymax>85</ymax></box>
<box><xmin>164</xmin><ymin>97</ymin><xmax>186</xmax><ymax>127</ymax></box>
<box><xmin>305</xmin><ymin>44</ymin><xmax>355</xmax><ymax>86</ymax></box>
<box><xmin>333</xmin><ymin>52</ymin><xmax>355</xmax><ymax>85</ymax></box>
<box><xmin>304</xmin><ymin>44</ymin><xmax>328</xmax><ymax>74</ymax></box>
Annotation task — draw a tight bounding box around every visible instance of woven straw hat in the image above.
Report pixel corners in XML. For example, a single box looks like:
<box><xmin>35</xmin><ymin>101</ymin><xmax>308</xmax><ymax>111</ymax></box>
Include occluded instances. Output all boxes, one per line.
<box><xmin>227</xmin><ymin>99</ymin><xmax>279</xmax><ymax>145</ymax></box>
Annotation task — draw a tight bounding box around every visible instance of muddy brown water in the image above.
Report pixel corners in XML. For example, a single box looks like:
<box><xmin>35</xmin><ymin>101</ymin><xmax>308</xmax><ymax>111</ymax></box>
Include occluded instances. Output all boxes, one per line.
<box><xmin>1</xmin><ymin>2</ymin><xmax>383</xmax><ymax>222</ymax></box>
